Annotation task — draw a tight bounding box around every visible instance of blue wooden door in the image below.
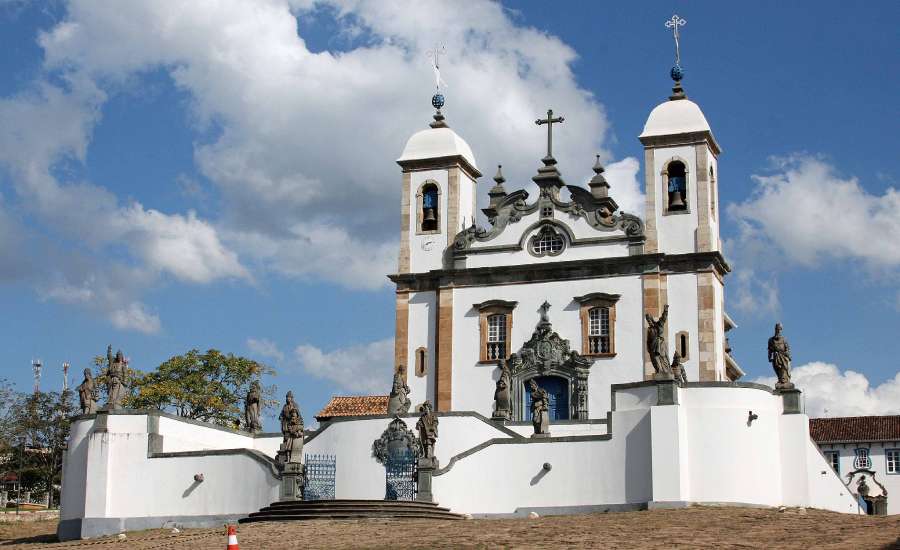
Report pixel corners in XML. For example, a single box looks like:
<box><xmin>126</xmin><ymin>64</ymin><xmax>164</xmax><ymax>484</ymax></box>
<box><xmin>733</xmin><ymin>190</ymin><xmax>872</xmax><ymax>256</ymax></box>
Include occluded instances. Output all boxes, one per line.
<box><xmin>524</xmin><ymin>376</ymin><xmax>569</xmax><ymax>421</ymax></box>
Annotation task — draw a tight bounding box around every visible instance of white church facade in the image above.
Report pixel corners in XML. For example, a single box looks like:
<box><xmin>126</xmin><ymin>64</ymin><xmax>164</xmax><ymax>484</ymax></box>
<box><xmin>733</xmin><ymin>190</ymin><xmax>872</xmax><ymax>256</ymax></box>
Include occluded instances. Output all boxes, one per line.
<box><xmin>57</xmin><ymin>63</ymin><xmax>865</xmax><ymax>540</ymax></box>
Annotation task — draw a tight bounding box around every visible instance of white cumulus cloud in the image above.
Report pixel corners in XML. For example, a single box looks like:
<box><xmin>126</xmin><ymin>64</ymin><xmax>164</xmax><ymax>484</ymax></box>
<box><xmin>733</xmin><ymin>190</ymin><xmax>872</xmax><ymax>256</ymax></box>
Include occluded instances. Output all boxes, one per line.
<box><xmin>753</xmin><ymin>362</ymin><xmax>900</xmax><ymax>418</ymax></box>
<box><xmin>294</xmin><ymin>338</ymin><xmax>394</xmax><ymax>395</ymax></box>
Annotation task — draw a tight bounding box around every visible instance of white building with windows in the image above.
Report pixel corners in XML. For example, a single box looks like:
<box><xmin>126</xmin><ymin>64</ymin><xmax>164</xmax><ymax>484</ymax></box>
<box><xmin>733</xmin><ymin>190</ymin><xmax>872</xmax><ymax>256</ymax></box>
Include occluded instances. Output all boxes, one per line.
<box><xmin>812</xmin><ymin>416</ymin><xmax>900</xmax><ymax>515</ymax></box>
<box><xmin>59</xmin><ymin>66</ymin><xmax>870</xmax><ymax>541</ymax></box>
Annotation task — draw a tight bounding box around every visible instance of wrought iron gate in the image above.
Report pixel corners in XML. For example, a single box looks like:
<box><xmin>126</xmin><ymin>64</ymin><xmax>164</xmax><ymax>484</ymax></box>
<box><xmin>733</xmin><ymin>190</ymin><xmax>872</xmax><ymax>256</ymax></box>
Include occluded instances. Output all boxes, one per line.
<box><xmin>384</xmin><ymin>449</ymin><xmax>417</xmax><ymax>501</ymax></box>
<box><xmin>303</xmin><ymin>454</ymin><xmax>336</xmax><ymax>501</ymax></box>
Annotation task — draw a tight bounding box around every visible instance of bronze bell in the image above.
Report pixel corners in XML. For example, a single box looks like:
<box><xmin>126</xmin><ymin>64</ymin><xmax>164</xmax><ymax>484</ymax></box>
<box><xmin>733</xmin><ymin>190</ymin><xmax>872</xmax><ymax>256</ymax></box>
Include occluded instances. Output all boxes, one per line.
<box><xmin>423</xmin><ymin>207</ymin><xmax>436</xmax><ymax>223</ymax></box>
<box><xmin>669</xmin><ymin>190</ymin><xmax>685</xmax><ymax>209</ymax></box>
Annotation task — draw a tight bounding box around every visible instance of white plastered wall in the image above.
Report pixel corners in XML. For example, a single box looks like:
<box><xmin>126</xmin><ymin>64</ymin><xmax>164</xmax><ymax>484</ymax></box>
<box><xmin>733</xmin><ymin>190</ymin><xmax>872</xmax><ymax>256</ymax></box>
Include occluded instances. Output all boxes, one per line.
<box><xmin>652</xmin><ymin>145</ymin><xmax>698</xmax><ymax>254</ymax></box>
<box><xmin>450</xmin><ymin>276</ymin><xmax>644</xmax><ymax>419</ymax></box>
<box><xmin>406</xmin><ymin>290</ymin><xmax>436</xmax><ymax>406</ymax></box>
<box><xmin>665</xmin><ymin>273</ymin><xmax>700</xmax><ymax>382</ymax></box>
<box><xmin>408</xmin><ymin>169</ymin><xmax>449</xmax><ymax>274</ymax></box>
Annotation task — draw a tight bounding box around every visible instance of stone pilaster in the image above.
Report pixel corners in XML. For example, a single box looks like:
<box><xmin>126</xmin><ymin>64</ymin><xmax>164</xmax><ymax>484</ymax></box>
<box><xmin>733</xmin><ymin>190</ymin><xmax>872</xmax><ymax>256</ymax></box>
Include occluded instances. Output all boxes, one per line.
<box><xmin>435</xmin><ymin>287</ymin><xmax>453</xmax><ymax>411</ymax></box>
<box><xmin>694</xmin><ymin>144</ymin><xmax>713</xmax><ymax>252</ymax></box>
<box><xmin>642</xmin><ymin>272</ymin><xmax>668</xmax><ymax>379</ymax></box>
<box><xmin>446</xmin><ymin>167</ymin><xmax>460</xmax><ymax>238</ymax></box>
<box><xmin>398</xmin><ymin>172</ymin><xmax>411</xmax><ymax>273</ymax></box>
<box><xmin>696</xmin><ymin>271</ymin><xmax>717</xmax><ymax>381</ymax></box>
<box><xmin>643</xmin><ymin>148</ymin><xmax>658</xmax><ymax>253</ymax></box>
<box><xmin>394</xmin><ymin>291</ymin><xmax>409</xmax><ymax>383</ymax></box>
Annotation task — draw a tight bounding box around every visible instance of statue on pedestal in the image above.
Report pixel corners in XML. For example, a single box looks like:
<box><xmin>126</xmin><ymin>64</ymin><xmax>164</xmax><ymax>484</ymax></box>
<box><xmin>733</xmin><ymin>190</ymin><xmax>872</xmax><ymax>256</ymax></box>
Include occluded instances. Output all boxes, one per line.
<box><xmin>645</xmin><ymin>305</ymin><xmax>672</xmax><ymax>377</ymax></box>
<box><xmin>529</xmin><ymin>379</ymin><xmax>550</xmax><ymax>437</ymax></box>
<box><xmin>492</xmin><ymin>360</ymin><xmax>512</xmax><ymax>421</ymax></box>
<box><xmin>105</xmin><ymin>345</ymin><xmax>127</xmax><ymax>410</ymax></box>
<box><xmin>768</xmin><ymin>323</ymin><xmax>793</xmax><ymax>389</ymax></box>
<box><xmin>278</xmin><ymin>391</ymin><xmax>304</xmax><ymax>464</ymax></box>
<box><xmin>387</xmin><ymin>366</ymin><xmax>411</xmax><ymax>415</ymax></box>
<box><xmin>415</xmin><ymin>401</ymin><xmax>439</xmax><ymax>464</ymax></box>
<box><xmin>77</xmin><ymin>368</ymin><xmax>97</xmax><ymax>415</ymax></box>
<box><xmin>244</xmin><ymin>381</ymin><xmax>262</xmax><ymax>433</ymax></box>
<box><xmin>671</xmin><ymin>351</ymin><xmax>688</xmax><ymax>385</ymax></box>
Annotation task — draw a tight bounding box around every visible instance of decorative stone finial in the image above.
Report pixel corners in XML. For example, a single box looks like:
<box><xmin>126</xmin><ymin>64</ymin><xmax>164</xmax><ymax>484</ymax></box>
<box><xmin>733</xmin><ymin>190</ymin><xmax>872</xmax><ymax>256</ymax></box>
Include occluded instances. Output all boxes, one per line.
<box><xmin>430</xmin><ymin>93</ymin><xmax>448</xmax><ymax>128</ymax></box>
<box><xmin>589</xmin><ymin>154</ymin><xmax>610</xmax><ymax>199</ymax></box>
<box><xmin>493</xmin><ymin>164</ymin><xmax>505</xmax><ymax>185</ymax></box>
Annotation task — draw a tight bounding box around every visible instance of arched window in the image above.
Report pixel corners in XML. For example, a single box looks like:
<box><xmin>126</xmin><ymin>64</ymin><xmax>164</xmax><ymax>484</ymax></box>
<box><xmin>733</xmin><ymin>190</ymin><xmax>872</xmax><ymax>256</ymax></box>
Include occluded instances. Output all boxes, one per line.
<box><xmin>666</xmin><ymin>160</ymin><xmax>687</xmax><ymax>211</ymax></box>
<box><xmin>414</xmin><ymin>347</ymin><xmax>427</xmax><ymax>377</ymax></box>
<box><xmin>676</xmin><ymin>330</ymin><xmax>690</xmax><ymax>360</ymax></box>
<box><xmin>529</xmin><ymin>225</ymin><xmax>565</xmax><ymax>257</ymax></box>
<box><xmin>420</xmin><ymin>183</ymin><xmax>439</xmax><ymax>232</ymax></box>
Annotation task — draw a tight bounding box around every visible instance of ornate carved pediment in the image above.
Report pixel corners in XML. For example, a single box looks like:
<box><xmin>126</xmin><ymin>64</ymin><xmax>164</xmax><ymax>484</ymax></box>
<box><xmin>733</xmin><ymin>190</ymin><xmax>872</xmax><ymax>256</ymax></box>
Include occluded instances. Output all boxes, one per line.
<box><xmin>372</xmin><ymin>417</ymin><xmax>422</xmax><ymax>465</ymax></box>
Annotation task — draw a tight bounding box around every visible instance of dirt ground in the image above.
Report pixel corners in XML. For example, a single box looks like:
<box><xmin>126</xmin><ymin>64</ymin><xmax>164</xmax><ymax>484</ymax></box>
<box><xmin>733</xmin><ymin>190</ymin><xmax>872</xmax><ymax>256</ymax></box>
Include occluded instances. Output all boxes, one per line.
<box><xmin>0</xmin><ymin>507</ymin><xmax>897</xmax><ymax>549</ymax></box>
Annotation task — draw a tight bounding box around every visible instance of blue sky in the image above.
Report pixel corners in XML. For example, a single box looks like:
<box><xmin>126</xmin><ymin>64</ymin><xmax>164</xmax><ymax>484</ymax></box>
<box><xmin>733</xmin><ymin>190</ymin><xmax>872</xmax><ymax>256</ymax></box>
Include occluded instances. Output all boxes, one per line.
<box><xmin>1</xmin><ymin>0</ymin><xmax>898</xmax><ymax>426</ymax></box>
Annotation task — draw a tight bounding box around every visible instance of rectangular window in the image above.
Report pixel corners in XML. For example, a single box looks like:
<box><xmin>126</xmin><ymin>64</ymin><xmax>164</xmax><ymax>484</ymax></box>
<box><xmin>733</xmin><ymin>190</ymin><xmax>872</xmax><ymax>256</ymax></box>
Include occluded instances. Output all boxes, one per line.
<box><xmin>824</xmin><ymin>451</ymin><xmax>840</xmax><ymax>474</ymax></box>
<box><xmin>887</xmin><ymin>449</ymin><xmax>900</xmax><ymax>474</ymax></box>
<box><xmin>486</xmin><ymin>314</ymin><xmax>507</xmax><ymax>361</ymax></box>
<box><xmin>588</xmin><ymin>307</ymin><xmax>610</xmax><ymax>354</ymax></box>
<box><xmin>854</xmin><ymin>448</ymin><xmax>871</xmax><ymax>470</ymax></box>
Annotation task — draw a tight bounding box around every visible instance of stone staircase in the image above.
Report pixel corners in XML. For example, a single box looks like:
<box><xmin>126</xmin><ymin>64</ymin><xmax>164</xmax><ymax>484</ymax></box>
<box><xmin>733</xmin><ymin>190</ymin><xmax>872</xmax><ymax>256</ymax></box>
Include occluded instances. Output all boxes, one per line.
<box><xmin>240</xmin><ymin>499</ymin><xmax>465</xmax><ymax>523</ymax></box>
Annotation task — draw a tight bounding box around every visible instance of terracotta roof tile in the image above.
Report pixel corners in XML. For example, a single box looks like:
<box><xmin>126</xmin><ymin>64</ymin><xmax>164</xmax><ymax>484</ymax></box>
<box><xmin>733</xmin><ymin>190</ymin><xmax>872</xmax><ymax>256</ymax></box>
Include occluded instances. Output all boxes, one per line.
<box><xmin>316</xmin><ymin>395</ymin><xmax>388</xmax><ymax>420</ymax></box>
<box><xmin>809</xmin><ymin>415</ymin><xmax>900</xmax><ymax>443</ymax></box>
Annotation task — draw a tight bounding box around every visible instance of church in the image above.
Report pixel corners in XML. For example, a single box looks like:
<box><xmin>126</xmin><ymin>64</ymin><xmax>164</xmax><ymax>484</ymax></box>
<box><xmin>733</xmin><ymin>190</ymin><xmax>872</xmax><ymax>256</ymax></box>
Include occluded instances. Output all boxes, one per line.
<box><xmin>57</xmin><ymin>39</ymin><xmax>866</xmax><ymax>540</ymax></box>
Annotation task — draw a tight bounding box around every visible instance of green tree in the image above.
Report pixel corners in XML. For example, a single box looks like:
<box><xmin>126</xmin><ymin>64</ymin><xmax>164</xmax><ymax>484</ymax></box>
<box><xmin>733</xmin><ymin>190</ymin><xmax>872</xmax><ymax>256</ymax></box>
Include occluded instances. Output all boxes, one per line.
<box><xmin>129</xmin><ymin>349</ymin><xmax>275</xmax><ymax>427</ymax></box>
<box><xmin>2</xmin><ymin>390</ymin><xmax>75</xmax><ymax>507</ymax></box>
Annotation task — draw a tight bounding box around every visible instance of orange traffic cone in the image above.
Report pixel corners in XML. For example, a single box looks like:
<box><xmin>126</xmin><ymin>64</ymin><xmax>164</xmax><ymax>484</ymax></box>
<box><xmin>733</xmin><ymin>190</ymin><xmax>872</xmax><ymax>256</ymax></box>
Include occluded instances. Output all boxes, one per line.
<box><xmin>226</xmin><ymin>525</ymin><xmax>239</xmax><ymax>550</ymax></box>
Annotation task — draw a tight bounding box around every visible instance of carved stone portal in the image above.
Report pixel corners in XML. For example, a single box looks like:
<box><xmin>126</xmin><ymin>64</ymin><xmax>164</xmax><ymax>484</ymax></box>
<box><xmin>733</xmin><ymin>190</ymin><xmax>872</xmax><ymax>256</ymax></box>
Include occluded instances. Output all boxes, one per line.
<box><xmin>507</xmin><ymin>302</ymin><xmax>594</xmax><ymax>421</ymax></box>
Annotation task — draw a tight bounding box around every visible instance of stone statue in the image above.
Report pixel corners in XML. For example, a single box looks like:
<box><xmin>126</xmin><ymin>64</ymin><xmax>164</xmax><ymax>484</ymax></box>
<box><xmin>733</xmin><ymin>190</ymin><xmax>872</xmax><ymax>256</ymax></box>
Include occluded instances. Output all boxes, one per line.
<box><xmin>77</xmin><ymin>368</ymin><xmax>97</xmax><ymax>415</ymax></box>
<box><xmin>671</xmin><ymin>351</ymin><xmax>688</xmax><ymax>385</ymax></box>
<box><xmin>529</xmin><ymin>379</ymin><xmax>550</xmax><ymax>437</ymax></box>
<box><xmin>244</xmin><ymin>381</ymin><xmax>262</xmax><ymax>433</ymax></box>
<box><xmin>415</xmin><ymin>401</ymin><xmax>439</xmax><ymax>462</ymax></box>
<box><xmin>386</xmin><ymin>366</ymin><xmax>411</xmax><ymax>415</ymax></box>
<box><xmin>492</xmin><ymin>360</ymin><xmax>512</xmax><ymax>421</ymax></box>
<box><xmin>768</xmin><ymin>323</ymin><xmax>793</xmax><ymax>389</ymax></box>
<box><xmin>645</xmin><ymin>305</ymin><xmax>672</xmax><ymax>376</ymax></box>
<box><xmin>857</xmin><ymin>475</ymin><xmax>870</xmax><ymax>497</ymax></box>
<box><xmin>278</xmin><ymin>391</ymin><xmax>303</xmax><ymax>464</ymax></box>
<box><xmin>105</xmin><ymin>345</ymin><xmax>127</xmax><ymax>410</ymax></box>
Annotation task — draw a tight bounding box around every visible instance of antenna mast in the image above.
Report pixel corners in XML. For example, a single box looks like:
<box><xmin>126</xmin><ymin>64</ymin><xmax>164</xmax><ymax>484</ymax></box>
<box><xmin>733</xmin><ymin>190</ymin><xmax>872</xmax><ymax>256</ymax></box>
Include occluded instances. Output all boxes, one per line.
<box><xmin>62</xmin><ymin>362</ymin><xmax>70</xmax><ymax>392</ymax></box>
<box><xmin>31</xmin><ymin>359</ymin><xmax>42</xmax><ymax>394</ymax></box>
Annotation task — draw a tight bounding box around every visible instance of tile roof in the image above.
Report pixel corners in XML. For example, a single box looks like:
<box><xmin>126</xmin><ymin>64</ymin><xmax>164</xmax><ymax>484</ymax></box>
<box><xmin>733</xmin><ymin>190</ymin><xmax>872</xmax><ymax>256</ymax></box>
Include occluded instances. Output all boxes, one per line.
<box><xmin>809</xmin><ymin>415</ymin><xmax>900</xmax><ymax>443</ymax></box>
<box><xmin>315</xmin><ymin>395</ymin><xmax>388</xmax><ymax>420</ymax></box>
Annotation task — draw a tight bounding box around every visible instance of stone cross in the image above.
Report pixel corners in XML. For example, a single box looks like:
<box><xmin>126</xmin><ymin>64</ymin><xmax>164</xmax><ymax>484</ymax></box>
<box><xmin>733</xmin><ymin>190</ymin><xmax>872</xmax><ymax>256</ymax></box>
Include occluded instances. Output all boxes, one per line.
<box><xmin>535</xmin><ymin>109</ymin><xmax>564</xmax><ymax>160</ymax></box>
<box><xmin>665</xmin><ymin>14</ymin><xmax>687</xmax><ymax>66</ymax></box>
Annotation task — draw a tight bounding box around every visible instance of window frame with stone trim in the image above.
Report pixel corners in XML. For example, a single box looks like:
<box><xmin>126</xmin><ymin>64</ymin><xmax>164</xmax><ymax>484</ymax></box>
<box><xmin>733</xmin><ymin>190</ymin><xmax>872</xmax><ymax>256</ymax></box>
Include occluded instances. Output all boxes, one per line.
<box><xmin>824</xmin><ymin>450</ymin><xmax>840</xmax><ymax>474</ymax></box>
<box><xmin>887</xmin><ymin>448</ymin><xmax>900</xmax><ymax>475</ymax></box>
<box><xmin>529</xmin><ymin>224</ymin><xmax>566</xmax><ymax>257</ymax></box>
<box><xmin>574</xmin><ymin>292</ymin><xmax>620</xmax><ymax>358</ymax></box>
<box><xmin>854</xmin><ymin>447</ymin><xmax>872</xmax><ymax>470</ymax></box>
<box><xmin>416</xmin><ymin>180</ymin><xmax>442</xmax><ymax>235</ymax></box>
<box><xmin>414</xmin><ymin>346</ymin><xmax>428</xmax><ymax>378</ymax></box>
<box><xmin>661</xmin><ymin>158</ymin><xmax>691</xmax><ymax>215</ymax></box>
<box><xmin>675</xmin><ymin>330</ymin><xmax>690</xmax><ymax>361</ymax></box>
<box><xmin>473</xmin><ymin>300</ymin><xmax>516</xmax><ymax>363</ymax></box>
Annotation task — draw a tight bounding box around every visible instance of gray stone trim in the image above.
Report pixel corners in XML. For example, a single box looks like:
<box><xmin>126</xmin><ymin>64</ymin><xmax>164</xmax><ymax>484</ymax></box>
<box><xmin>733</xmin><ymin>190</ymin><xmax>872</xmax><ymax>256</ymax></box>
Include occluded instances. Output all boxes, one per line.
<box><xmin>504</xmin><ymin>418</ymin><xmax>608</xmax><ymax>426</ymax></box>
<box><xmin>639</xmin><ymin>130</ymin><xmax>722</xmax><ymax>156</ymax></box>
<box><xmin>58</xmin><ymin>514</ymin><xmax>247</xmax><ymax>541</ymax></box>
<box><xmin>389</xmin><ymin>251</ymin><xmax>731</xmax><ymax>292</ymax></box>
<box><xmin>148</xmin><ymin>448</ymin><xmax>281</xmax><ymax>477</ymax></box>
<box><xmin>73</xmin><ymin>408</ymin><xmax>281</xmax><ymax>439</ymax></box>
<box><xmin>397</xmin><ymin>155</ymin><xmax>482</xmax><ymax>180</ymax></box>
<box><xmin>472</xmin><ymin>299</ymin><xmax>518</xmax><ymax>311</ymax></box>
<box><xmin>434</xmin><ymin>433</ymin><xmax>612</xmax><ymax>476</ymax></box>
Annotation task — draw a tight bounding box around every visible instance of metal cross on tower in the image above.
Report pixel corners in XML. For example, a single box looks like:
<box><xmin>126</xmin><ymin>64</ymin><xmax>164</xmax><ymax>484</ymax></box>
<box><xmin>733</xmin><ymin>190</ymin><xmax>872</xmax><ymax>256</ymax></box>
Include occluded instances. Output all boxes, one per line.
<box><xmin>427</xmin><ymin>44</ymin><xmax>447</xmax><ymax>91</ymax></box>
<box><xmin>535</xmin><ymin>109</ymin><xmax>564</xmax><ymax>161</ymax></box>
<box><xmin>665</xmin><ymin>14</ymin><xmax>687</xmax><ymax>67</ymax></box>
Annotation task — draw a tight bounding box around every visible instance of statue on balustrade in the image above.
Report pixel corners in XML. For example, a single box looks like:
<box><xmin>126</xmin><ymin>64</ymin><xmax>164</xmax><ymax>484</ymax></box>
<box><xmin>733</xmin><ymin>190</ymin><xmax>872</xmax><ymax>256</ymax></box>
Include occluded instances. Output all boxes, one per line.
<box><xmin>645</xmin><ymin>305</ymin><xmax>672</xmax><ymax>378</ymax></box>
<box><xmin>278</xmin><ymin>391</ymin><xmax>304</xmax><ymax>464</ymax></box>
<box><xmin>387</xmin><ymin>366</ymin><xmax>411</xmax><ymax>415</ymax></box>
<box><xmin>415</xmin><ymin>400</ymin><xmax>439</xmax><ymax>465</ymax></box>
<box><xmin>492</xmin><ymin>359</ymin><xmax>512</xmax><ymax>421</ymax></box>
<box><xmin>768</xmin><ymin>323</ymin><xmax>793</xmax><ymax>389</ymax></box>
<box><xmin>105</xmin><ymin>345</ymin><xmax>128</xmax><ymax>410</ymax></box>
<box><xmin>244</xmin><ymin>380</ymin><xmax>262</xmax><ymax>433</ymax></box>
<box><xmin>77</xmin><ymin>368</ymin><xmax>97</xmax><ymax>415</ymax></box>
<box><xmin>529</xmin><ymin>379</ymin><xmax>550</xmax><ymax>437</ymax></box>
<box><xmin>671</xmin><ymin>351</ymin><xmax>688</xmax><ymax>386</ymax></box>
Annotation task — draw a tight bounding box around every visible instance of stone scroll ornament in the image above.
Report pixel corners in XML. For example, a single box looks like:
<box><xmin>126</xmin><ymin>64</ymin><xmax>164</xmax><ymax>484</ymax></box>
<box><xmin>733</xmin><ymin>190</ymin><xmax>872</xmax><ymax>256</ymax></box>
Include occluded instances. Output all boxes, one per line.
<box><xmin>415</xmin><ymin>401</ymin><xmax>439</xmax><ymax>465</ymax></box>
<box><xmin>278</xmin><ymin>391</ymin><xmax>304</xmax><ymax>464</ymax></box>
<box><xmin>645</xmin><ymin>305</ymin><xmax>673</xmax><ymax>378</ymax></box>
<box><xmin>244</xmin><ymin>381</ymin><xmax>262</xmax><ymax>433</ymax></box>
<box><xmin>386</xmin><ymin>366</ymin><xmax>412</xmax><ymax>415</ymax></box>
<box><xmin>104</xmin><ymin>345</ymin><xmax>128</xmax><ymax>410</ymax></box>
<box><xmin>768</xmin><ymin>323</ymin><xmax>793</xmax><ymax>389</ymax></box>
<box><xmin>372</xmin><ymin>417</ymin><xmax>422</xmax><ymax>465</ymax></box>
<box><xmin>77</xmin><ymin>368</ymin><xmax>97</xmax><ymax>415</ymax></box>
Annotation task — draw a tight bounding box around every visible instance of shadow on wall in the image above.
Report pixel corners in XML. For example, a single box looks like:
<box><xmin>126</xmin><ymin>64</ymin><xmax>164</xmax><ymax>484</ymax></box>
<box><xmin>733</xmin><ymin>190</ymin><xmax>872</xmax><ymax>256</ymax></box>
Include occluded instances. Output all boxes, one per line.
<box><xmin>530</xmin><ymin>463</ymin><xmax>552</xmax><ymax>486</ymax></box>
<box><xmin>624</xmin><ymin>413</ymin><xmax>651</xmax><ymax>502</ymax></box>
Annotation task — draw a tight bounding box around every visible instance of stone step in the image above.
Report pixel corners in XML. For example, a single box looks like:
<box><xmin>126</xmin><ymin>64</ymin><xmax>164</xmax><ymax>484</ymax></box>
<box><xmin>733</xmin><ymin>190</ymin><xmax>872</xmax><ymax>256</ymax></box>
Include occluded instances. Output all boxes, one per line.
<box><xmin>250</xmin><ymin>506</ymin><xmax>454</xmax><ymax>517</ymax></box>
<box><xmin>240</xmin><ymin>510</ymin><xmax>463</xmax><ymax>523</ymax></box>
<box><xmin>267</xmin><ymin>499</ymin><xmax>441</xmax><ymax>508</ymax></box>
<box><xmin>258</xmin><ymin>502</ymin><xmax>452</xmax><ymax>514</ymax></box>
<box><xmin>240</xmin><ymin>498</ymin><xmax>464</xmax><ymax>523</ymax></box>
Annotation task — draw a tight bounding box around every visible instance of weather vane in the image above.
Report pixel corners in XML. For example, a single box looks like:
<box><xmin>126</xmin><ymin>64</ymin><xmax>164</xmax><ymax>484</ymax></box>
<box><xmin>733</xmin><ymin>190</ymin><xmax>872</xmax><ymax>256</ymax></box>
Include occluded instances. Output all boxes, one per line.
<box><xmin>427</xmin><ymin>44</ymin><xmax>448</xmax><ymax>127</ymax></box>
<box><xmin>665</xmin><ymin>14</ymin><xmax>687</xmax><ymax>81</ymax></box>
